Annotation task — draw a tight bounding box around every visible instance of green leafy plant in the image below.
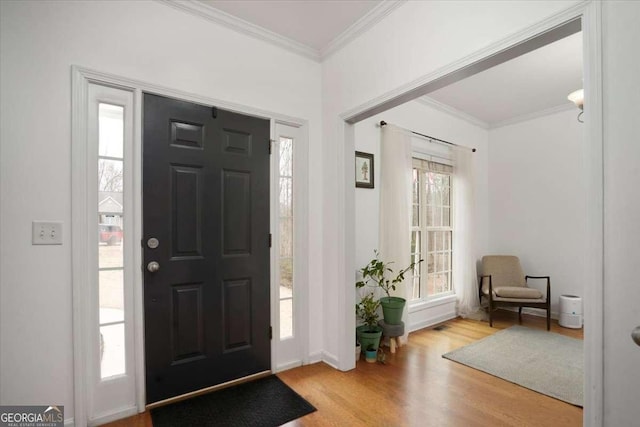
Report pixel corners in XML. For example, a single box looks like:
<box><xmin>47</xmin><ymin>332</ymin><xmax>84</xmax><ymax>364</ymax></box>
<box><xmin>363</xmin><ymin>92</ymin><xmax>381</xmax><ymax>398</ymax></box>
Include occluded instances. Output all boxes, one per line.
<box><xmin>355</xmin><ymin>292</ymin><xmax>381</xmax><ymax>331</ymax></box>
<box><xmin>356</xmin><ymin>250</ymin><xmax>423</xmax><ymax>299</ymax></box>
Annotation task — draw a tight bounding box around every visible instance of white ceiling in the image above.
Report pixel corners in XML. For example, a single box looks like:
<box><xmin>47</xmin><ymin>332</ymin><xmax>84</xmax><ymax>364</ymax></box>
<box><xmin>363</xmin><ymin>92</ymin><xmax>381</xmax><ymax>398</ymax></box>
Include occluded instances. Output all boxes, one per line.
<box><xmin>189</xmin><ymin>1</ymin><xmax>581</xmax><ymax>126</ymax></box>
<box><xmin>425</xmin><ymin>32</ymin><xmax>583</xmax><ymax>127</ymax></box>
<box><xmin>198</xmin><ymin>0</ymin><xmax>382</xmax><ymax>52</ymax></box>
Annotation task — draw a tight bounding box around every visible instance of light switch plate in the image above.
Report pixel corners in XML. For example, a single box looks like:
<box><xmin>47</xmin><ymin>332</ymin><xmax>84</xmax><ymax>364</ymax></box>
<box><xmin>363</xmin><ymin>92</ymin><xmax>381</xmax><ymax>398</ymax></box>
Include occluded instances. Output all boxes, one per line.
<box><xmin>32</xmin><ymin>221</ymin><xmax>63</xmax><ymax>245</ymax></box>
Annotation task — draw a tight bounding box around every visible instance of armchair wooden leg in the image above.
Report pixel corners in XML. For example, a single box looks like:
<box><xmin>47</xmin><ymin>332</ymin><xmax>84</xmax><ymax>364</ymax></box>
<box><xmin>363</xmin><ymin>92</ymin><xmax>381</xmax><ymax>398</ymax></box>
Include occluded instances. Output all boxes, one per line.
<box><xmin>489</xmin><ymin>299</ymin><xmax>493</xmax><ymax>327</ymax></box>
<box><xmin>547</xmin><ymin>307</ymin><xmax>551</xmax><ymax>331</ymax></box>
<box><xmin>518</xmin><ymin>307</ymin><xmax>522</xmax><ymax>323</ymax></box>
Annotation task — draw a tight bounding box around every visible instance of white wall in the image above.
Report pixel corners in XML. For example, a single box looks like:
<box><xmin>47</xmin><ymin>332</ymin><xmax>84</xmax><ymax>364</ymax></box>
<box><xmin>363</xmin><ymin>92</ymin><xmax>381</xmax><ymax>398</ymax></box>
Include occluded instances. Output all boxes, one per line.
<box><xmin>488</xmin><ymin>109</ymin><xmax>586</xmax><ymax>316</ymax></box>
<box><xmin>602</xmin><ymin>1</ymin><xmax>640</xmax><ymax>424</ymax></box>
<box><xmin>321</xmin><ymin>0</ymin><xmax>581</xmax><ymax>369</ymax></box>
<box><xmin>4</xmin><ymin>0</ymin><xmax>639</xmax><ymax>423</ymax></box>
<box><xmin>354</xmin><ymin>100</ymin><xmax>489</xmax><ymax>331</ymax></box>
<box><xmin>354</xmin><ymin>100</ymin><xmax>489</xmax><ymax>270</ymax></box>
<box><xmin>0</xmin><ymin>0</ymin><xmax>322</xmax><ymax>419</ymax></box>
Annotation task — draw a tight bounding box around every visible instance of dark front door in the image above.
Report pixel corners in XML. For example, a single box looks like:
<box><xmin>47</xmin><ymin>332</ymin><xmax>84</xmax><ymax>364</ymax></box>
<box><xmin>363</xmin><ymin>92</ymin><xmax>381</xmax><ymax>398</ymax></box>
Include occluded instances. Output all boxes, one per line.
<box><xmin>143</xmin><ymin>93</ymin><xmax>271</xmax><ymax>404</ymax></box>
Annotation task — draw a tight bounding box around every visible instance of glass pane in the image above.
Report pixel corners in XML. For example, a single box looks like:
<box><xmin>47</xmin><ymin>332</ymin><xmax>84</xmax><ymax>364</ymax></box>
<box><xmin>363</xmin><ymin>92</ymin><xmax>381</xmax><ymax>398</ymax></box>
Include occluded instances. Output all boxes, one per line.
<box><xmin>427</xmin><ymin>275</ymin><xmax>436</xmax><ymax>296</ymax></box>
<box><xmin>435</xmin><ymin>206</ymin><xmax>444</xmax><ymax>227</ymax></box>
<box><xmin>443</xmin><ymin>207</ymin><xmax>450</xmax><ymax>227</ymax></box>
<box><xmin>444</xmin><ymin>231</ymin><xmax>451</xmax><ymax>251</ymax></box>
<box><xmin>98</xmin><ymin>159</ymin><xmax>123</xmax><ymax>193</ymax></box>
<box><xmin>411</xmin><ymin>231</ymin><xmax>420</xmax><ymax>254</ymax></box>
<box><xmin>279</xmin><ymin>218</ymin><xmax>293</xmax><ymax>258</ymax></box>
<box><xmin>100</xmin><ymin>323</ymin><xmax>125</xmax><ymax>379</ymax></box>
<box><xmin>412</xmin><ymin>276</ymin><xmax>420</xmax><ymax>300</ymax></box>
<box><xmin>279</xmin><ymin>137</ymin><xmax>293</xmax><ymax>177</ymax></box>
<box><xmin>427</xmin><ymin>253</ymin><xmax>435</xmax><ymax>274</ymax></box>
<box><xmin>99</xmin><ymin>270</ymin><xmax>124</xmax><ymax>324</ymax></box>
<box><xmin>99</xmin><ymin>103</ymin><xmax>124</xmax><ymax>158</ymax></box>
<box><xmin>279</xmin><ymin>177</ymin><xmax>292</xmax><ymax>218</ymax></box>
<box><xmin>412</xmin><ymin>169</ymin><xmax>419</xmax><ymax>204</ymax></box>
<box><xmin>280</xmin><ymin>258</ymin><xmax>293</xmax><ymax>296</ymax></box>
<box><xmin>426</xmin><ymin>173</ymin><xmax>436</xmax><ymax>205</ymax></box>
<box><xmin>280</xmin><ymin>298</ymin><xmax>293</xmax><ymax>339</ymax></box>
<box><xmin>443</xmin><ymin>181</ymin><xmax>450</xmax><ymax>207</ymax></box>
<box><xmin>412</xmin><ymin>204</ymin><xmax>419</xmax><ymax>227</ymax></box>
<box><xmin>99</xmin><ymin>223</ymin><xmax>123</xmax><ymax>268</ymax></box>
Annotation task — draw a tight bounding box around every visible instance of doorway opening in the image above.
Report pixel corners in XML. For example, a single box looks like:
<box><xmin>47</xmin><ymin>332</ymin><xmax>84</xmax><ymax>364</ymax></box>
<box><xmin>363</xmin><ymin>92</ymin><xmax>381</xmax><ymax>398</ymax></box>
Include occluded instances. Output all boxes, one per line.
<box><xmin>339</xmin><ymin>5</ymin><xmax>602</xmax><ymax>424</ymax></box>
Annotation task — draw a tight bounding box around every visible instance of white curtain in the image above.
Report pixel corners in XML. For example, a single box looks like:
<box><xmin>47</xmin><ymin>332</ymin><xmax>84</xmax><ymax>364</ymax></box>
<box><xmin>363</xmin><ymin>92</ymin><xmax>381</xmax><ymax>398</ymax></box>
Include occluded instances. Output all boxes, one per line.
<box><xmin>379</xmin><ymin>124</ymin><xmax>412</xmax><ymax>341</ymax></box>
<box><xmin>453</xmin><ymin>146</ymin><xmax>482</xmax><ymax>318</ymax></box>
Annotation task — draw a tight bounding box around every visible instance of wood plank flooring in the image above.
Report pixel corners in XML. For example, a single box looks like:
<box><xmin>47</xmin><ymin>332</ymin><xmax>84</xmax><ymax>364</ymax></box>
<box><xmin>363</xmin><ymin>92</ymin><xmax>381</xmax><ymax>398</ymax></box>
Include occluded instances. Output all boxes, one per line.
<box><xmin>105</xmin><ymin>310</ymin><xmax>583</xmax><ymax>427</ymax></box>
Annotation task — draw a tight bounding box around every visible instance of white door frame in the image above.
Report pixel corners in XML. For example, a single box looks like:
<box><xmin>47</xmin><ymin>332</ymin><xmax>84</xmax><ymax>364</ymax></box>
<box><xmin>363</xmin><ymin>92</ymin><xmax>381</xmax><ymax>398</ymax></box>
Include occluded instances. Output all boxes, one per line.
<box><xmin>334</xmin><ymin>1</ymin><xmax>603</xmax><ymax>424</ymax></box>
<box><xmin>71</xmin><ymin>66</ymin><xmax>310</xmax><ymax>426</ymax></box>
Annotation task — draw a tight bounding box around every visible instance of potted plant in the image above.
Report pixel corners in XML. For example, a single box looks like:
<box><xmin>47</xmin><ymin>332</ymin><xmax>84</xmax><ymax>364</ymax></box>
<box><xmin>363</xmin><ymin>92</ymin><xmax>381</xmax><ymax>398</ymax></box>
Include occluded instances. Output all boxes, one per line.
<box><xmin>357</xmin><ymin>250</ymin><xmax>422</xmax><ymax>325</ymax></box>
<box><xmin>364</xmin><ymin>344</ymin><xmax>378</xmax><ymax>363</ymax></box>
<box><xmin>355</xmin><ymin>292</ymin><xmax>383</xmax><ymax>353</ymax></box>
<box><xmin>355</xmin><ymin>340</ymin><xmax>362</xmax><ymax>362</ymax></box>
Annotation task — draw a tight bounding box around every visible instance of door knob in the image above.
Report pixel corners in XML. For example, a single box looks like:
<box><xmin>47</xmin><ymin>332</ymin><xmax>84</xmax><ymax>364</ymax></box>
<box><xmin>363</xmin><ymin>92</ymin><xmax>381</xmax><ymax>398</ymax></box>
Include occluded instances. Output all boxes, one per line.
<box><xmin>147</xmin><ymin>261</ymin><xmax>160</xmax><ymax>273</ymax></box>
<box><xmin>632</xmin><ymin>326</ymin><xmax>640</xmax><ymax>347</ymax></box>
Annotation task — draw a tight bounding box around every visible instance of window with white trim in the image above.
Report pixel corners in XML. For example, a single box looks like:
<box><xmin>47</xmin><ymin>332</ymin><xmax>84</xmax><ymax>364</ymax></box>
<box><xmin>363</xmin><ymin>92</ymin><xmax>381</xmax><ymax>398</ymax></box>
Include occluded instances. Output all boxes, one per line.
<box><xmin>97</xmin><ymin>103</ymin><xmax>126</xmax><ymax>379</ymax></box>
<box><xmin>278</xmin><ymin>136</ymin><xmax>294</xmax><ymax>339</ymax></box>
<box><xmin>411</xmin><ymin>158</ymin><xmax>454</xmax><ymax>300</ymax></box>
<box><xmin>84</xmin><ymin>82</ymin><xmax>136</xmax><ymax>420</ymax></box>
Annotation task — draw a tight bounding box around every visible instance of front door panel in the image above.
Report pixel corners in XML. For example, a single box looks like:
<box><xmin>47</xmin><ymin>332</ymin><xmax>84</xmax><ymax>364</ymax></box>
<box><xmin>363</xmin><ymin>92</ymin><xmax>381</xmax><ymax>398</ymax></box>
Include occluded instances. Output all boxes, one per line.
<box><xmin>143</xmin><ymin>94</ymin><xmax>270</xmax><ymax>404</ymax></box>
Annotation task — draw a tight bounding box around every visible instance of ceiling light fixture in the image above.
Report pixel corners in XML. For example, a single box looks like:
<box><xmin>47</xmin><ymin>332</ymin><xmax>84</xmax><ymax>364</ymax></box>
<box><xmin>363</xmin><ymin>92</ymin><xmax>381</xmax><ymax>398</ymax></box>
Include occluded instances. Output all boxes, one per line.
<box><xmin>568</xmin><ymin>89</ymin><xmax>584</xmax><ymax>123</ymax></box>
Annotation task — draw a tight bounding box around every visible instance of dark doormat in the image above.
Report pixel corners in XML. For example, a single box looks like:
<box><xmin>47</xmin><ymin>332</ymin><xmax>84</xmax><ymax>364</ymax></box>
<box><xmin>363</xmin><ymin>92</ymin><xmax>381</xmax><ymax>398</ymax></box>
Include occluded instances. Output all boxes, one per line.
<box><xmin>150</xmin><ymin>375</ymin><xmax>316</xmax><ymax>427</ymax></box>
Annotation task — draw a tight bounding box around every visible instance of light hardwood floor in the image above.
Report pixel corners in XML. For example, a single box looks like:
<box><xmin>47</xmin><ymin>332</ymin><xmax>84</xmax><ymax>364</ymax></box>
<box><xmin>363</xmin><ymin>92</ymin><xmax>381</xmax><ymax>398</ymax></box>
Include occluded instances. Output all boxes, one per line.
<box><xmin>105</xmin><ymin>310</ymin><xmax>583</xmax><ymax>427</ymax></box>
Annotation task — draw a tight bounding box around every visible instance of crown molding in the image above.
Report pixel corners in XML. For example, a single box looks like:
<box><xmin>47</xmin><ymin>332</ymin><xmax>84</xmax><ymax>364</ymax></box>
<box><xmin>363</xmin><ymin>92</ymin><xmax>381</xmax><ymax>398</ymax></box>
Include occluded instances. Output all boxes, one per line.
<box><xmin>156</xmin><ymin>0</ymin><xmax>321</xmax><ymax>61</ymax></box>
<box><xmin>321</xmin><ymin>0</ymin><xmax>406</xmax><ymax>60</ymax></box>
<box><xmin>414</xmin><ymin>96</ymin><xmax>490</xmax><ymax>129</ymax></box>
<box><xmin>489</xmin><ymin>102</ymin><xmax>576</xmax><ymax>129</ymax></box>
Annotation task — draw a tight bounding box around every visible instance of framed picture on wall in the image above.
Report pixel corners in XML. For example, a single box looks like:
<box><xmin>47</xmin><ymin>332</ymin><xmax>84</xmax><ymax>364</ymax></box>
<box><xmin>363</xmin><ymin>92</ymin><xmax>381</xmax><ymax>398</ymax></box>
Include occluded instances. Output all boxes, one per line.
<box><xmin>355</xmin><ymin>151</ymin><xmax>374</xmax><ymax>188</ymax></box>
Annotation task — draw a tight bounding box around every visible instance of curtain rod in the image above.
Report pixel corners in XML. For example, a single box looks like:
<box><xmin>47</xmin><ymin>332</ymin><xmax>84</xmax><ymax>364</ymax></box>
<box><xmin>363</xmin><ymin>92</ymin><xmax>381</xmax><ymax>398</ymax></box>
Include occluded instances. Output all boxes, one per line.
<box><xmin>379</xmin><ymin>120</ymin><xmax>476</xmax><ymax>153</ymax></box>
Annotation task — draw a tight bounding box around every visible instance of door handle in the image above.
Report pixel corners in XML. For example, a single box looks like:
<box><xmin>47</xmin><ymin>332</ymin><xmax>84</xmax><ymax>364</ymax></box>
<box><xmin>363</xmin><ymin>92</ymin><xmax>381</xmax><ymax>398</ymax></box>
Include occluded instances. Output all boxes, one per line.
<box><xmin>147</xmin><ymin>261</ymin><xmax>160</xmax><ymax>273</ymax></box>
<box><xmin>633</xmin><ymin>326</ymin><xmax>640</xmax><ymax>347</ymax></box>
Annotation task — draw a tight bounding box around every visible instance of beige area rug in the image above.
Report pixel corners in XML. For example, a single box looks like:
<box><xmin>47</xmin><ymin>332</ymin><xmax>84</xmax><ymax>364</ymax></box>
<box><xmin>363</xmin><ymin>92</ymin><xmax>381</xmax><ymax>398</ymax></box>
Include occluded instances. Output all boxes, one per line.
<box><xmin>443</xmin><ymin>325</ymin><xmax>583</xmax><ymax>406</ymax></box>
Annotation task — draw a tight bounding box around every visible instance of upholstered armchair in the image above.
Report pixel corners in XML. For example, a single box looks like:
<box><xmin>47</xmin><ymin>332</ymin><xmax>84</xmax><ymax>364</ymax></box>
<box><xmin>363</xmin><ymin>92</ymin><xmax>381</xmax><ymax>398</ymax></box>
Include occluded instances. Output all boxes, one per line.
<box><xmin>479</xmin><ymin>255</ymin><xmax>551</xmax><ymax>330</ymax></box>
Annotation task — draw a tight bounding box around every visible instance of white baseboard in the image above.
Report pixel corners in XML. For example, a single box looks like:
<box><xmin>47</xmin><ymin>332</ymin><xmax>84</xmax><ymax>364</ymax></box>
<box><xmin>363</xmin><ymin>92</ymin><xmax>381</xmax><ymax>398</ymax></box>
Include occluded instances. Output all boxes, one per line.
<box><xmin>501</xmin><ymin>306</ymin><xmax>559</xmax><ymax>320</ymax></box>
<box><xmin>408</xmin><ymin>311</ymin><xmax>457</xmax><ymax>333</ymax></box>
<box><xmin>308</xmin><ymin>351</ymin><xmax>323</xmax><ymax>364</ymax></box>
<box><xmin>88</xmin><ymin>405</ymin><xmax>138</xmax><ymax>427</ymax></box>
<box><xmin>321</xmin><ymin>351</ymin><xmax>339</xmax><ymax>370</ymax></box>
<box><xmin>65</xmin><ymin>418</ymin><xmax>75</xmax><ymax>427</ymax></box>
<box><xmin>275</xmin><ymin>359</ymin><xmax>303</xmax><ymax>373</ymax></box>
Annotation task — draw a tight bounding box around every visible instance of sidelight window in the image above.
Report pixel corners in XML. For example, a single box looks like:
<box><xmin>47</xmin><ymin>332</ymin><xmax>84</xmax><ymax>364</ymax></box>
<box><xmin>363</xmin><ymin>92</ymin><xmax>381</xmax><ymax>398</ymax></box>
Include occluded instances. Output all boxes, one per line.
<box><xmin>97</xmin><ymin>103</ymin><xmax>126</xmax><ymax>379</ymax></box>
<box><xmin>278</xmin><ymin>137</ymin><xmax>294</xmax><ymax>339</ymax></box>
